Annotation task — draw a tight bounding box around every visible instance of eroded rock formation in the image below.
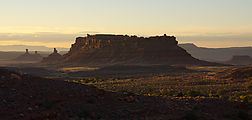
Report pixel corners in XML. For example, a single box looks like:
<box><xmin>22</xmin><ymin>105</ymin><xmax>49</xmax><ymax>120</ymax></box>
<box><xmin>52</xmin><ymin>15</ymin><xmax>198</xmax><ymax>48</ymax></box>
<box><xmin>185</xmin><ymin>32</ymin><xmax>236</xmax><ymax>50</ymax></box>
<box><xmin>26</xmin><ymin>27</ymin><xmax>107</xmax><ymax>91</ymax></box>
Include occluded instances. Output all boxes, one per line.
<box><xmin>42</xmin><ymin>48</ymin><xmax>63</xmax><ymax>63</ymax></box>
<box><xmin>14</xmin><ymin>49</ymin><xmax>43</xmax><ymax>61</ymax></box>
<box><xmin>62</xmin><ymin>34</ymin><xmax>213</xmax><ymax>65</ymax></box>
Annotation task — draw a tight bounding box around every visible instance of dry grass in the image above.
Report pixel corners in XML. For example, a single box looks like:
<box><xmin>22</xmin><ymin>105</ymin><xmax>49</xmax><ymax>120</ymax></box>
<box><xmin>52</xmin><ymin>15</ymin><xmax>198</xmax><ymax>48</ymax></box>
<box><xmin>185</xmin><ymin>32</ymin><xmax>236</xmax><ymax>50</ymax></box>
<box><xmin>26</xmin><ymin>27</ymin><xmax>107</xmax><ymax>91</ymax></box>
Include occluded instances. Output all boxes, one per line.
<box><xmin>59</xmin><ymin>66</ymin><xmax>98</xmax><ymax>72</ymax></box>
<box><xmin>68</xmin><ymin>66</ymin><xmax>251</xmax><ymax>103</ymax></box>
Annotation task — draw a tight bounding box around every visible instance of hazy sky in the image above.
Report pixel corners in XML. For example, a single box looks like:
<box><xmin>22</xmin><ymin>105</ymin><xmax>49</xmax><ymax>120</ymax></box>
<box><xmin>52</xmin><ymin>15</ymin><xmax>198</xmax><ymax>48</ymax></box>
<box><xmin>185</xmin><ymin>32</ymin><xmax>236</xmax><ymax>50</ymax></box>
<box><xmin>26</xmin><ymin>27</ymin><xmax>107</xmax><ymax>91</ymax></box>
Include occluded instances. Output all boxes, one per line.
<box><xmin>0</xmin><ymin>0</ymin><xmax>252</xmax><ymax>48</ymax></box>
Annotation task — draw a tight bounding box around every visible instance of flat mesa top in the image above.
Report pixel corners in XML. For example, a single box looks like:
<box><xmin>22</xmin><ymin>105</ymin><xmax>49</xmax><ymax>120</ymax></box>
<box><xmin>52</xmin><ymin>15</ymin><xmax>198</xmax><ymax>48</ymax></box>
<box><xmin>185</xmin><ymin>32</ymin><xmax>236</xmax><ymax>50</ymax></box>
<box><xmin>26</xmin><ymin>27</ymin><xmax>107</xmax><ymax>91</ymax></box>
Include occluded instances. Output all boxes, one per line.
<box><xmin>76</xmin><ymin>34</ymin><xmax>176</xmax><ymax>40</ymax></box>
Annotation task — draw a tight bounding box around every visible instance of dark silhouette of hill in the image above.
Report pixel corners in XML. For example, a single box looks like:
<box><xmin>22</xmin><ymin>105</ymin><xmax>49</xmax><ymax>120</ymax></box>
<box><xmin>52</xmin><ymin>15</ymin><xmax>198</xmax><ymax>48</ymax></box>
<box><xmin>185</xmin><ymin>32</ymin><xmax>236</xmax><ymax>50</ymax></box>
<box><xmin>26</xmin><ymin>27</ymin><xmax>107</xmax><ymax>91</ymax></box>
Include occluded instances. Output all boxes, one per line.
<box><xmin>54</xmin><ymin>34</ymin><xmax>218</xmax><ymax>66</ymax></box>
<box><xmin>14</xmin><ymin>49</ymin><xmax>43</xmax><ymax>61</ymax></box>
<box><xmin>179</xmin><ymin>43</ymin><xmax>252</xmax><ymax>62</ymax></box>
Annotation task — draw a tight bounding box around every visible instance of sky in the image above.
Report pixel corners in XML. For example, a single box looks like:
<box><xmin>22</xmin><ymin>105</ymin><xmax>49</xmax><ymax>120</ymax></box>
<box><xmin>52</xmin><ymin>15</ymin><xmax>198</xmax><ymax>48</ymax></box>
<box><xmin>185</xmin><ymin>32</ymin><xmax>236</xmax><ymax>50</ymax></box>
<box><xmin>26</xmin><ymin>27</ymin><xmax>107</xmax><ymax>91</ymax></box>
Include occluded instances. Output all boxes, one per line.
<box><xmin>0</xmin><ymin>0</ymin><xmax>252</xmax><ymax>48</ymax></box>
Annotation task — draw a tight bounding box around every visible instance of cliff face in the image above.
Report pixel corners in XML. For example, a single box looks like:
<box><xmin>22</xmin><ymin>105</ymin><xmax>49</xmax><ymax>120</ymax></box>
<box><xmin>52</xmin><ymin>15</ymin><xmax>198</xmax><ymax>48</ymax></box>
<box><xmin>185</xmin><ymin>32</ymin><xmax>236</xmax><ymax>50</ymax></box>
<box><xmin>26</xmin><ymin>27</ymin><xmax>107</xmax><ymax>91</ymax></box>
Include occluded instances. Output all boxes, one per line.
<box><xmin>63</xmin><ymin>34</ymin><xmax>207</xmax><ymax>65</ymax></box>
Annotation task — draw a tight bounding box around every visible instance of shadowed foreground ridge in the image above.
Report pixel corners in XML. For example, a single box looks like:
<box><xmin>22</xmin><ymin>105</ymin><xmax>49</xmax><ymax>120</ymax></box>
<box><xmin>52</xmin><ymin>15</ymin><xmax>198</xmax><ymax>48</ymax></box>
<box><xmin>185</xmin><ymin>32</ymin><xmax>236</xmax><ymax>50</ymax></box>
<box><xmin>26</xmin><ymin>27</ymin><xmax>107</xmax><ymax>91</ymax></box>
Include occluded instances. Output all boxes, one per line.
<box><xmin>0</xmin><ymin>68</ymin><xmax>248</xmax><ymax>120</ymax></box>
<box><xmin>61</xmin><ymin>34</ymin><xmax>215</xmax><ymax>65</ymax></box>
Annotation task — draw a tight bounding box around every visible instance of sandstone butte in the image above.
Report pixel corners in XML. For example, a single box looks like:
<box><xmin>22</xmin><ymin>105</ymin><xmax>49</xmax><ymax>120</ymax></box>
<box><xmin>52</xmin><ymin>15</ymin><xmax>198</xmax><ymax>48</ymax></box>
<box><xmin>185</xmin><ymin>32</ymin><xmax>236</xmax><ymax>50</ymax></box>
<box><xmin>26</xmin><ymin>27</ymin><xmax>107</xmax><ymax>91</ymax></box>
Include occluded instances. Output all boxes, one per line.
<box><xmin>15</xmin><ymin>49</ymin><xmax>43</xmax><ymax>61</ymax></box>
<box><xmin>42</xmin><ymin>48</ymin><xmax>63</xmax><ymax>63</ymax></box>
<box><xmin>43</xmin><ymin>34</ymin><xmax>218</xmax><ymax>66</ymax></box>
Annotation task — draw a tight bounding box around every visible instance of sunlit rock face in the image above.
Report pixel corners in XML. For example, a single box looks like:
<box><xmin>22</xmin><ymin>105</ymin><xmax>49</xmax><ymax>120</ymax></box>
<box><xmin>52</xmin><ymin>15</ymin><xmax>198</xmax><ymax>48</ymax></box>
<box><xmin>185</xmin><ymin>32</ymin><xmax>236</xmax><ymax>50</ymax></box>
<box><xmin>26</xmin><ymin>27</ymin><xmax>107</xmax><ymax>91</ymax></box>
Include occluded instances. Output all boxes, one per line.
<box><xmin>42</xmin><ymin>48</ymin><xmax>63</xmax><ymax>63</ymax></box>
<box><xmin>62</xmin><ymin>34</ymin><xmax>210</xmax><ymax>65</ymax></box>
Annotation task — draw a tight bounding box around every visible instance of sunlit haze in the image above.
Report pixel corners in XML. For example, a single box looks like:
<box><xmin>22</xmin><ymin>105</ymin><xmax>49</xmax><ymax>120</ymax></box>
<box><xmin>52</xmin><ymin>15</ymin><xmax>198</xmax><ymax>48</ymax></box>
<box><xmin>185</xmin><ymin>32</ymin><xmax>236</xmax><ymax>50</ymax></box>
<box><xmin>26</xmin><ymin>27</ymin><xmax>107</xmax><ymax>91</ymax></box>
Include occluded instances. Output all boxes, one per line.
<box><xmin>0</xmin><ymin>0</ymin><xmax>251</xmax><ymax>48</ymax></box>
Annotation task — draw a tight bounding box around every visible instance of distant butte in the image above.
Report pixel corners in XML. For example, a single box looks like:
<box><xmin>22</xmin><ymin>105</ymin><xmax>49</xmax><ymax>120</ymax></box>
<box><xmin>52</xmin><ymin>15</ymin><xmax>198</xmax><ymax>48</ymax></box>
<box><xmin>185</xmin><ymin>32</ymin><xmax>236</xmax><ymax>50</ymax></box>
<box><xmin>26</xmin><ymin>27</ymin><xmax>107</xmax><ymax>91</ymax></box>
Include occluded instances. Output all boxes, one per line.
<box><xmin>14</xmin><ymin>49</ymin><xmax>43</xmax><ymax>61</ymax></box>
<box><xmin>42</xmin><ymin>48</ymin><xmax>63</xmax><ymax>63</ymax></box>
<box><xmin>46</xmin><ymin>34</ymin><xmax>216</xmax><ymax>66</ymax></box>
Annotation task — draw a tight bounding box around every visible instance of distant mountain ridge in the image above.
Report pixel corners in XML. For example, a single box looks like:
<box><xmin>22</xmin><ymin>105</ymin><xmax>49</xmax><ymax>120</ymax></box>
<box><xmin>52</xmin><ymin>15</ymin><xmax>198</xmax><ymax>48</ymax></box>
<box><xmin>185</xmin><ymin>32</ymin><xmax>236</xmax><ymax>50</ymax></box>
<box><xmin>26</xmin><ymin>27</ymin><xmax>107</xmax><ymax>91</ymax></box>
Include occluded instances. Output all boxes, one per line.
<box><xmin>179</xmin><ymin>43</ymin><xmax>252</xmax><ymax>62</ymax></box>
<box><xmin>225</xmin><ymin>55</ymin><xmax>252</xmax><ymax>65</ymax></box>
<box><xmin>0</xmin><ymin>45</ymin><xmax>69</xmax><ymax>51</ymax></box>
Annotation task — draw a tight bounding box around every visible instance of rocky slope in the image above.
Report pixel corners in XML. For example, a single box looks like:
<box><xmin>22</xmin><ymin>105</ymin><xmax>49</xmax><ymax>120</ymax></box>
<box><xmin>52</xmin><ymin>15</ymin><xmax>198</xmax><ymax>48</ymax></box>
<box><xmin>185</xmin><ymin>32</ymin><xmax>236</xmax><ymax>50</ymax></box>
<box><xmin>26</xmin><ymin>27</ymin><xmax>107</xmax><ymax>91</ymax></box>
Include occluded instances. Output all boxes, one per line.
<box><xmin>62</xmin><ymin>34</ymin><xmax>214</xmax><ymax>65</ymax></box>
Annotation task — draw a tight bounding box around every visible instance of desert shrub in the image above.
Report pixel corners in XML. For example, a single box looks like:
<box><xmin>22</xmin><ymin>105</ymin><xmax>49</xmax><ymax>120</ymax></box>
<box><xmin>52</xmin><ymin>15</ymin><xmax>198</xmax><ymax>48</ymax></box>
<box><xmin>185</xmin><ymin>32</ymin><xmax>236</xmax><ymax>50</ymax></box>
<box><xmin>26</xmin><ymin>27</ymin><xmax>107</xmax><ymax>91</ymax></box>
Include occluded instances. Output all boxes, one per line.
<box><xmin>147</xmin><ymin>88</ymin><xmax>154</xmax><ymax>93</ymax></box>
<box><xmin>112</xmin><ymin>78</ymin><xmax>119</xmax><ymax>81</ymax></box>
<box><xmin>93</xmin><ymin>76</ymin><xmax>102</xmax><ymax>81</ymax></box>
<box><xmin>217</xmin><ymin>89</ymin><xmax>225</xmax><ymax>95</ymax></box>
<box><xmin>217</xmin><ymin>89</ymin><xmax>230</xmax><ymax>97</ymax></box>
<box><xmin>208</xmin><ymin>92</ymin><xmax>219</xmax><ymax>97</ymax></box>
<box><xmin>187</xmin><ymin>90</ymin><xmax>202</xmax><ymax>97</ymax></box>
<box><xmin>140</xmin><ymin>88</ymin><xmax>154</xmax><ymax>95</ymax></box>
<box><xmin>166</xmin><ymin>90</ymin><xmax>175</xmax><ymax>96</ymax></box>
<box><xmin>121</xmin><ymin>90</ymin><xmax>135</xmax><ymax>96</ymax></box>
<box><xmin>167</xmin><ymin>90</ymin><xmax>175</xmax><ymax>96</ymax></box>
<box><xmin>177</xmin><ymin>91</ymin><xmax>184</xmax><ymax>97</ymax></box>
<box><xmin>242</xmin><ymin>95</ymin><xmax>252</xmax><ymax>103</ymax></box>
<box><xmin>159</xmin><ymin>89</ymin><xmax>174</xmax><ymax>96</ymax></box>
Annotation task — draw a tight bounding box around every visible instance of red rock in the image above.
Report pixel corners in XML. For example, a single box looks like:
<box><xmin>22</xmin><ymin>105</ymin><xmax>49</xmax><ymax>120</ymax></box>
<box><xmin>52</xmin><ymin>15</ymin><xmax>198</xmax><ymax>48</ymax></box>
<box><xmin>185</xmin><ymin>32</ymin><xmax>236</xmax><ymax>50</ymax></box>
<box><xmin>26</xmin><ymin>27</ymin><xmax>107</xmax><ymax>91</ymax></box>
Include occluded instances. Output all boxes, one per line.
<box><xmin>42</xmin><ymin>48</ymin><xmax>63</xmax><ymax>63</ymax></box>
<box><xmin>61</xmin><ymin>34</ymin><xmax>213</xmax><ymax>65</ymax></box>
<box><xmin>14</xmin><ymin>49</ymin><xmax>43</xmax><ymax>61</ymax></box>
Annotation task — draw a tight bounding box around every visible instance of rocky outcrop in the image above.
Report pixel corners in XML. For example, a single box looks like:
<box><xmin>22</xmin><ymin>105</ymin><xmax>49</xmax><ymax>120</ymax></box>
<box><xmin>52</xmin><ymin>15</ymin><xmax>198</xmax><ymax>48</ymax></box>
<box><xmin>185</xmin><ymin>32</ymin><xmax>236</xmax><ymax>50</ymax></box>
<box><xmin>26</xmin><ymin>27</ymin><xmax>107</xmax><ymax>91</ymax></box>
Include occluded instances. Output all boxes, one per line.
<box><xmin>226</xmin><ymin>55</ymin><xmax>252</xmax><ymax>65</ymax></box>
<box><xmin>62</xmin><ymin>34</ymin><xmax>215</xmax><ymax>65</ymax></box>
<box><xmin>42</xmin><ymin>48</ymin><xmax>63</xmax><ymax>63</ymax></box>
<box><xmin>14</xmin><ymin>49</ymin><xmax>43</xmax><ymax>61</ymax></box>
